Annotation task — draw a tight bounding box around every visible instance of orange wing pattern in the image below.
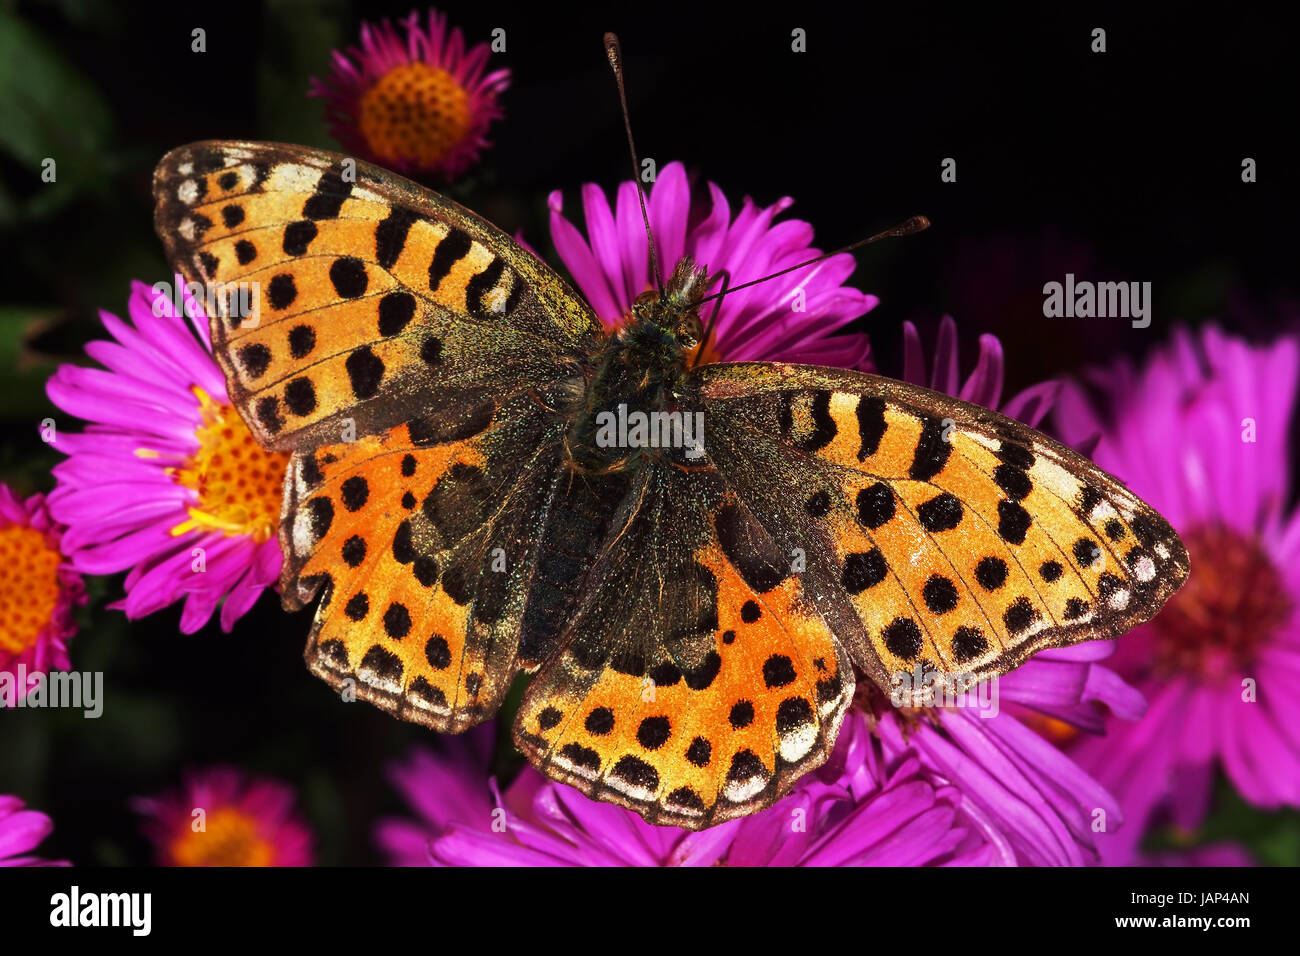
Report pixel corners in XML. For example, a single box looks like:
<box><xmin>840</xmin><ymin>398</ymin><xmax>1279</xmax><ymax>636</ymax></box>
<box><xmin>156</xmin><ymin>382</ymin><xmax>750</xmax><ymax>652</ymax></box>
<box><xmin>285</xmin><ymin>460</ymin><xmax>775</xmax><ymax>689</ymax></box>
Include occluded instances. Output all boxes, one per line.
<box><xmin>515</xmin><ymin>464</ymin><xmax>855</xmax><ymax>828</ymax></box>
<box><xmin>281</xmin><ymin>391</ymin><xmax>567</xmax><ymax>732</ymax></box>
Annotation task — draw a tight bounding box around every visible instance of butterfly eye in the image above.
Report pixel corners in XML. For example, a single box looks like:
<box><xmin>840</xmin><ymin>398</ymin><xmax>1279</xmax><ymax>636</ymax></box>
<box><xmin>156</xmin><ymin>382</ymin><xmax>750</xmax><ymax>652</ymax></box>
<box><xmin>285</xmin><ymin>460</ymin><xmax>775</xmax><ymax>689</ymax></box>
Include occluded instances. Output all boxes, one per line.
<box><xmin>675</xmin><ymin>311</ymin><xmax>703</xmax><ymax>349</ymax></box>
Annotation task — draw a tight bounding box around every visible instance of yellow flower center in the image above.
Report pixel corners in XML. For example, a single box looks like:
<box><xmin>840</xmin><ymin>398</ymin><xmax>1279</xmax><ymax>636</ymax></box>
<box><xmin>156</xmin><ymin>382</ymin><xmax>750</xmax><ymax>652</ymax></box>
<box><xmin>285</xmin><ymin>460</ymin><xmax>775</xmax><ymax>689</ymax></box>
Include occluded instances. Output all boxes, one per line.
<box><xmin>168</xmin><ymin>806</ymin><xmax>275</xmax><ymax>867</ymax></box>
<box><xmin>359</xmin><ymin>61</ymin><xmax>471</xmax><ymax>168</ymax></box>
<box><xmin>0</xmin><ymin>525</ymin><xmax>62</xmax><ymax>654</ymax></box>
<box><xmin>167</xmin><ymin>388</ymin><xmax>289</xmax><ymax>543</ymax></box>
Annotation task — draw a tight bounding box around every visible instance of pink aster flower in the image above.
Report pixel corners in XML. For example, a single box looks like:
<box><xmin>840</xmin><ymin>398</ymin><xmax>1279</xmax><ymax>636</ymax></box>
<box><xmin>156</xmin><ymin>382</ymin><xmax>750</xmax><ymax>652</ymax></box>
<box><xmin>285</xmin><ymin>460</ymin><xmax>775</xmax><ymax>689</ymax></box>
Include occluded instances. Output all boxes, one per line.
<box><xmin>135</xmin><ymin>766</ymin><xmax>313</xmax><ymax>867</ymax></box>
<box><xmin>374</xmin><ymin>725</ymin><xmax>497</xmax><ymax>866</ymax></box>
<box><xmin>0</xmin><ymin>796</ymin><xmax>68</xmax><ymax>866</ymax></box>
<box><xmin>1142</xmin><ymin>843</ymin><xmax>1254</xmax><ymax>867</ymax></box>
<box><xmin>548</xmin><ymin>161</ymin><xmax>878</xmax><ymax>367</ymax></box>
<box><xmin>45</xmin><ymin>280</ymin><xmax>286</xmax><ymax>634</ymax></box>
<box><xmin>0</xmin><ymin>485</ymin><xmax>85</xmax><ymax>706</ymax></box>
<box><xmin>1053</xmin><ymin>324</ymin><xmax>1300</xmax><ymax>865</ymax></box>
<box><xmin>310</xmin><ymin>8</ymin><xmax>509</xmax><ymax>181</ymax></box>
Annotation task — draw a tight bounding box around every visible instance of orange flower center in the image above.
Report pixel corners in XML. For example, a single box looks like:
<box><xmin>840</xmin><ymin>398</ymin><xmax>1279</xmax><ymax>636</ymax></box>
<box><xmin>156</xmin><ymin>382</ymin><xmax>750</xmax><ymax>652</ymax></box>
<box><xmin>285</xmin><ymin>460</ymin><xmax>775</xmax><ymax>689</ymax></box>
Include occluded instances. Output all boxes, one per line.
<box><xmin>1150</xmin><ymin>523</ymin><xmax>1292</xmax><ymax>681</ymax></box>
<box><xmin>168</xmin><ymin>806</ymin><xmax>275</xmax><ymax>867</ymax></box>
<box><xmin>359</xmin><ymin>62</ymin><xmax>471</xmax><ymax>168</ymax></box>
<box><xmin>167</xmin><ymin>388</ymin><xmax>289</xmax><ymax>543</ymax></box>
<box><xmin>0</xmin><ymin>525</ymin><xmax>62</xmax><ymax>654</ymax></box>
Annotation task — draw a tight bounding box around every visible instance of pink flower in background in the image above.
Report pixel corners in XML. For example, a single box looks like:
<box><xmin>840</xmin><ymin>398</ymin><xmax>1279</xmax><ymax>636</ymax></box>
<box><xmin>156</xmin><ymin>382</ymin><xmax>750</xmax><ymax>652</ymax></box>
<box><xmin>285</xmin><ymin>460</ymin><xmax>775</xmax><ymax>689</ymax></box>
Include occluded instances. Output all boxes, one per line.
<box><xmin>311</xmin><ymin>8</ymin><xmax>509</xmax><ymax>181</ymax></box>
<box><xmin>1142</xmin><ymin>844</ymin><xmax>1254</xmax><ymax>867</ymax></box>
<box><xmin>135</xmin><ymin>766</ymin><xmax>313</xmax><ymax>867</ymax></box>
<box><xmin>1053</xmin><ymin>325</ymin><xmax>1300</xmax><ymax>864</ymax></box>
<box><xmin>893</xmin><ymin>316</ymin><xmax>1061</xmax><ymax>426</ymax></box>
<box><xmin>0</xmin><ymin>485</ymin><xmax>85</xmax><ymax>705</ymax></box>
<box><xmin>45</xmin><ymin>281</ymin><xmax>285</xmax><ymax>634</ymax></box>
<box><xmin>548</xmin><ymin>161</ymin><xmax>878</xmax><ymax>368</ymax></box>
<box><xmin>374</xmin><ymin>726</ymin><xmax>497</xmax><ymax>866</ymax></box>
<box><xmin>0</xmin><ymin>796</ymin><xmax>68</xmax><ymax>866</ymax></box>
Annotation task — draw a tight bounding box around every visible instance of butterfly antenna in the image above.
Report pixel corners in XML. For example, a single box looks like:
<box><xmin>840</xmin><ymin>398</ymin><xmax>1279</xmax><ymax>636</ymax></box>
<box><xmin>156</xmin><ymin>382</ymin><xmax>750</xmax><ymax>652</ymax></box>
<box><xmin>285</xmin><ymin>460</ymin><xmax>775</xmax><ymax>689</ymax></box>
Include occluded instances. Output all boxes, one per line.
<box><xmin>690</xmin><ymin>269</ymin><xmax>730</xmax><ymax>369</ymax></box>
<box><xmin>692</xmin><ymin>215</ymin><xmax>931</xmax><ymax>311</ymax></box>
<box><xmin>603</xmin><ymin>32</ymin><xmax>664</xmax><ymax>292</ymax></box>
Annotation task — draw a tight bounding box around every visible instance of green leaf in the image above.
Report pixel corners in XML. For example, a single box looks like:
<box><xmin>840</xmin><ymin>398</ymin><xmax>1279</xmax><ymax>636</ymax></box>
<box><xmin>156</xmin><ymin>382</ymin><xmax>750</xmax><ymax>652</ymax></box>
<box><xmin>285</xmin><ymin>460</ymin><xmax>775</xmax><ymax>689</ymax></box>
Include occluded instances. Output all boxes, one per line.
<box><xmin>0</xmin><ymin>10</ymin><xmax>116</xmax><ymax>223</ymax></box>
<box><xmin>257</xmin><ymin>0</ymin><xmax>346</xmax><ymax>147</ymax></box>
<box><xmin>0</xmin><ymin>305</ymin><xmax>60</xmax><ymax>422</ymax></box>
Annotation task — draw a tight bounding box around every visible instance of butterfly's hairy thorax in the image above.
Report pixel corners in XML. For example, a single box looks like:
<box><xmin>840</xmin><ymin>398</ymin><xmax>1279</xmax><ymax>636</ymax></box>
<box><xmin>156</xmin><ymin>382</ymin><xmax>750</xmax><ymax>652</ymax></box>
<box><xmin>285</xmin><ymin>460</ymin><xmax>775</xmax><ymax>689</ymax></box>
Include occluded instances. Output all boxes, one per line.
<box><xmin>564</xmin><ymin>257</ymin><xmax>708</xmax><ymax>474</ymax></box>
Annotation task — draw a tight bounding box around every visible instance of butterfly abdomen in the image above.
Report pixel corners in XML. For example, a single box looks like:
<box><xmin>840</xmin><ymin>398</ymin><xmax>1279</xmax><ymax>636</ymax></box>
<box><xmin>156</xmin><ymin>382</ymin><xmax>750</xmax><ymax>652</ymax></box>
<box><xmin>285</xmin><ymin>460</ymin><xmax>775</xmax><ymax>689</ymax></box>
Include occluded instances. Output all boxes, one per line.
<box><xmin>518</xmin><ymin>472</ymin><xmax>631</xmax><ymax>670</ymax></box>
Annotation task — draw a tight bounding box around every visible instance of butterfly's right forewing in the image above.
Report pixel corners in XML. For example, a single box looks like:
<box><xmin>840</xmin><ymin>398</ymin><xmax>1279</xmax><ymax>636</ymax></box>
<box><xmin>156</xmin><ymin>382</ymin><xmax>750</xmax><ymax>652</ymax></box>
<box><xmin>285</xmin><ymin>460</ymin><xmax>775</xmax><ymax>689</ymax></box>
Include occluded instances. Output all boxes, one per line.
<box><xmin>693</xmin><ymin>362</ymin><xmax>1189</xmax><ymax>695</ymax></box>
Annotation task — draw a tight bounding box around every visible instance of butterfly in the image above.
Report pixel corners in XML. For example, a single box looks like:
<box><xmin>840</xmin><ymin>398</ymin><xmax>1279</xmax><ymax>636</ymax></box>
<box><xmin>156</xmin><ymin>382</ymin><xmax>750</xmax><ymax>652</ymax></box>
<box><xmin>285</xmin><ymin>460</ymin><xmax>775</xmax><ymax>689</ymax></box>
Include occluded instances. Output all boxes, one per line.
<box><xmin>151</xmin><ymin>138</ymin><xmax>1188</xmax><ymax>830</ymax></box>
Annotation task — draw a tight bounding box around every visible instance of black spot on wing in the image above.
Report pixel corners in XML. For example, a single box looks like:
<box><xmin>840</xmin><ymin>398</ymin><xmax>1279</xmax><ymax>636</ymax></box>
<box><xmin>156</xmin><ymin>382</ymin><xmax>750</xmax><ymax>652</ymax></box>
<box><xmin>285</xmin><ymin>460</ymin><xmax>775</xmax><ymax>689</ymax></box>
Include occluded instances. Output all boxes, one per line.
<box><xmin>466</xmin><ymin>258</ymin><xmax>506</xmax><ymax>314</ymax></box>
<box><xmin>909</xmin><ymin>416</ymin><xmax>951</xmax><ymax>481</ymax></box>
<box><xmin>302</xmin><ymin>169</ymin><xmax>353</xmax><ymax>220</ymax></box>
<box><xmin>282</xmin><ymin>220</ymin><xmax>317</xmax><ymax>255</ymax></box>
<box><xmin>856</xmin><ymin>396</ymin><xmax>887</xmax><ymax>460</ymax></box>
<box><xmin>377</xmin><ymin>291</ymin><xmax>417</xmax><ymax>336</ymax></box>
<box><xmin>375</xmin><ymin>206</ymin><xmax>419</xmax><ymax>270</ymax></box>
<box><xmin>345</xmin><ymin>347</ymin><xmax>385</xmax><ymax>399</ymax></box>
<box><xmin>428</xmin><ymin>228</ymin><xmax>472</xmax><ymax>291</ymax></box>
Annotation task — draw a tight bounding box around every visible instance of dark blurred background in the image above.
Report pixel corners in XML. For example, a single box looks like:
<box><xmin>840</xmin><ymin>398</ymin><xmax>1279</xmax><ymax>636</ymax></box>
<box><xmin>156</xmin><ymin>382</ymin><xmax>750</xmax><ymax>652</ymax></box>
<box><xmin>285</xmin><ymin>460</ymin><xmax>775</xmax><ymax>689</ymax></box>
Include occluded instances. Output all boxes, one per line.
<box><xmin>0</xmin><ymin>1</ymin><xmax>1296</xmax><ymax>864</ymax></box>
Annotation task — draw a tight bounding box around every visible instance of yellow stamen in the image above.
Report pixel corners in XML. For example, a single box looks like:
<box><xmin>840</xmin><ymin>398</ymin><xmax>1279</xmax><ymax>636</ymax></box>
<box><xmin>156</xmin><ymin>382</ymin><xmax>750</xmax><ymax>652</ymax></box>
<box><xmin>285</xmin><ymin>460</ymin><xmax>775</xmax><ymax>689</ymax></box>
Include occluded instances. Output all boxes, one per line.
<box><xmin>168</xmin><ymin>806</ymin><xmax>275</xmax><ymax>867</ymax></box>
<box><xmin>359</xmin><ymin>61</ymin><xmax>471</xmax><ymax>168</ymax></box>
<box><xmin>0</xmin><ymin>525</ymin><xmax>62</xmax><ymax>654</ymax></box>
<box><xmin>166</xmin><ymin>388</ymin><xmax>289</xmax><ymax>543</ymax></box>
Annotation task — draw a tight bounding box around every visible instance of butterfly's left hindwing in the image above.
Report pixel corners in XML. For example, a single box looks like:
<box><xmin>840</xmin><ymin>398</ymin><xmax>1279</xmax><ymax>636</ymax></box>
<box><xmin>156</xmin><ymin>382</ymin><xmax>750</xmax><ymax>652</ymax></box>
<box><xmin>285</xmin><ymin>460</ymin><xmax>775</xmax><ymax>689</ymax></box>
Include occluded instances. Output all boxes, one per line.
<box><xmin>153</xmin><ymin>141</ymin><xmax>601</xmax><ymax>452</ymax></box>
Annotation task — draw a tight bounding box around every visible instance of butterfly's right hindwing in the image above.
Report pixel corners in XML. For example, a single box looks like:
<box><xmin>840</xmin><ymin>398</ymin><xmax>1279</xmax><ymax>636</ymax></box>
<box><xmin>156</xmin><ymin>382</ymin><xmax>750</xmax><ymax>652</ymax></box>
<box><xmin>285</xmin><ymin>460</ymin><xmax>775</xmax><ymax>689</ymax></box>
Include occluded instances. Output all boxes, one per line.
<box><xmin>282</xmin><ymin>388</ymin><xmax>570</xmax><ymax>733</ymax></box>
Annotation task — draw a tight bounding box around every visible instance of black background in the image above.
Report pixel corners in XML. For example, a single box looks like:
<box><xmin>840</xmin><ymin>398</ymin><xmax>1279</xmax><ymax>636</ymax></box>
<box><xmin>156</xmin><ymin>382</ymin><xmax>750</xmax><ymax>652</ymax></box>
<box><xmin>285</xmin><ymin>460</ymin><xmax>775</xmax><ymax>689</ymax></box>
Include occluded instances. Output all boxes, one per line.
<box><xmin>0</xmin><ymin>1</ymin><xmax>1295</xmax><ymax>866</ymax></box>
